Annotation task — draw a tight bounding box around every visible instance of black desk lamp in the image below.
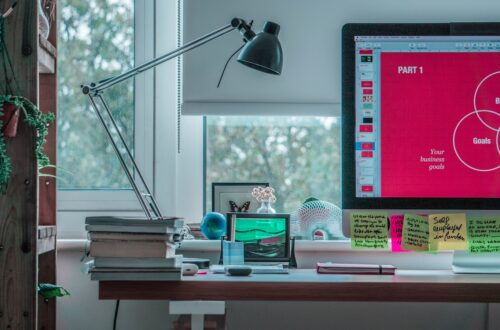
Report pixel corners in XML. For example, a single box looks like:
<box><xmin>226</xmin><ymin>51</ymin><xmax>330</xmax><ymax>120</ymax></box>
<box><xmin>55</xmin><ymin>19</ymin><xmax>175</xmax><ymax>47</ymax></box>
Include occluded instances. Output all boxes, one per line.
<box><xmin>81</xmin><ymin>18</ymin><xmax>283</xmax><ymax>220</ymax></box>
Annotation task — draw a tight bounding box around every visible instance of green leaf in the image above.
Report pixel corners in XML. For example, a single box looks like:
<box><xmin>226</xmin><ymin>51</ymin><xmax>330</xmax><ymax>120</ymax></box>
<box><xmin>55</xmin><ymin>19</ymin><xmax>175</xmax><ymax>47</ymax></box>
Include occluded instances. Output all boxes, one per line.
<box><xmin>37</xmin><ymin>283</ymin><xmax>70</xmax><ymax>299</ymax></box>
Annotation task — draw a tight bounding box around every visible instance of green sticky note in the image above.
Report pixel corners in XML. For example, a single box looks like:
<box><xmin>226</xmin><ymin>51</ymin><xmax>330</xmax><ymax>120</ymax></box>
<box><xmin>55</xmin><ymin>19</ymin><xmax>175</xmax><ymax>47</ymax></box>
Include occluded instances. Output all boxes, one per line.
<box><xmin>467</xmin><ymin>216</ymin><xmax>500</xmax><ymax>253</ymax></box>
<box><xmin>402</xmin><ymin>214</ymin><xmax>429</xmax><ymax>251</ymax></box>
<box><xmin>350</xmin><ymin>212</ymin><xmax>388</xmax><ymax>249</ymax></box>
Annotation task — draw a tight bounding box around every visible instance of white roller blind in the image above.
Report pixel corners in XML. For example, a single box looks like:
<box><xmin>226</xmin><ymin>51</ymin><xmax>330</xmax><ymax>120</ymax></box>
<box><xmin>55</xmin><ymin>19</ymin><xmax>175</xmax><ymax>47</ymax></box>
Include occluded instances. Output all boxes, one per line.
<box><xmin>182</xmin><ymin>101</ymin><xmax>340</xmax><ymax>117</ymax></box>
<box><xmin>182</xmin><ymin>0</ymin><xmax>500</xmax><ymax>116</ymax></box>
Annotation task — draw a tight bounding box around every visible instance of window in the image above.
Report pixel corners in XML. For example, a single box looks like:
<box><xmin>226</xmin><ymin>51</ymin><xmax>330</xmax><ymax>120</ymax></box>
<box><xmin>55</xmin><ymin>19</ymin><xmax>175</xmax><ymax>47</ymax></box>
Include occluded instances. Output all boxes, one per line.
<box><xmin>57</xmin><ymin>0</ymin><xmax>135</xmax><ymax>189</ymax></box>
<box><xmin>205</xmin><ymin>116</ymin><xmax>341</xmax><ymax>213</ymax></box>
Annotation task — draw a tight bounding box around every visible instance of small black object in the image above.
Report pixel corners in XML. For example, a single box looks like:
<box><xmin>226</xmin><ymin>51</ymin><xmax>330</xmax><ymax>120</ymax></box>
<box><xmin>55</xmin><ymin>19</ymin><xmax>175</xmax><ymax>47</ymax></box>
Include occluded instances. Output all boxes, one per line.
<box><xmin>183</xmin><ymin>258</ymin><xmax>210</xmax><ymax>270</ymax></box>
<box><xmin>225</xmin><ymin>265</ymin><xmax>252</xmax><ymax>276</ymax></box>
<box><xmin>289</xmin><ymin>236</ymin><xmax>298</xmax><ymax>269</ymax></box>
<box><xmin>218</xmin><ymin>235</ymin><xmax>226</xmax><ymax>265</ymax></box>
<box><xmin>113</xmin><ymin>300</ymin><xmax>120</xmax><ymax>330</ymax></box>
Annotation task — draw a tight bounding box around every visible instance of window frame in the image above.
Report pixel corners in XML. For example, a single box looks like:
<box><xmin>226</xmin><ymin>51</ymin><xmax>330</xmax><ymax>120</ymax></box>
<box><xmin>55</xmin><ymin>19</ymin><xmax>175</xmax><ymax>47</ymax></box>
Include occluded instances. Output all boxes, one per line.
<box><xmin>57</xmin><ymin>1</ymin><xmax>155</xmax><ymax>212</ymax></box>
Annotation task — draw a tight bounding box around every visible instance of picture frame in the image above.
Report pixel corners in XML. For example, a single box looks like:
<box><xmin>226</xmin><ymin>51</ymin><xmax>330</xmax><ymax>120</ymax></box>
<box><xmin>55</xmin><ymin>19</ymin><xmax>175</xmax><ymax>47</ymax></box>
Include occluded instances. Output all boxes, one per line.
<box><xmin>226</xmin><ymin>212</ymin><xmax>291</xmax><ymax>262</ymax></box>
<box><xmin>212</xmin><ymin>182</ymin><xmax>269</xmax><ymax>214</ymax></box>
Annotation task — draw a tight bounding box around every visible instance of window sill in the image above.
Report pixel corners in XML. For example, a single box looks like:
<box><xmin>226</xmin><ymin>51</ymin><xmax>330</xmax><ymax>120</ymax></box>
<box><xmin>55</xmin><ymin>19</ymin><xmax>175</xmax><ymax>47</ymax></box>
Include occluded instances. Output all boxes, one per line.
<box><xmin>57</xmin><ymin>238</ymin><xmax>453</xmax><ymax>254</ymax></box>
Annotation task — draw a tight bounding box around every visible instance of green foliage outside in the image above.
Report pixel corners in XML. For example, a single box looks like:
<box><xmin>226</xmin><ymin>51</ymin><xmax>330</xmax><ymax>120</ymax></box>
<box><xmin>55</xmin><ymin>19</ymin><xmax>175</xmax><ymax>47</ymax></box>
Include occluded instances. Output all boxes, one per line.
<box><xmin>206</xmin><ymin>117</ymin><xmax>341</xmax><ymax>214</ymax></box>
<box><xmin>57</xmin><ymin>0</ymin><xmax>134</xmax><ymax>189</ymax></box>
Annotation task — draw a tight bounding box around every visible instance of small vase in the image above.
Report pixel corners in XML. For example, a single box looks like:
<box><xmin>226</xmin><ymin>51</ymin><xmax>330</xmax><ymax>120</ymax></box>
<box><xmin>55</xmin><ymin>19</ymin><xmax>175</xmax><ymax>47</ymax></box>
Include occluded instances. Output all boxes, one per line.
<box><xmin>1</xmin><ymin>103</ymin><xmax>20</xmax><ymax>138</ymax></box>
<box><xmin>38</xmin><ymin>0</ymin><xmax>50</xmax><ymax>39</ymax></box>
<box><xmin>256</xmin><ymin>199</ymin><xmax>276</xmax><ymax>214</ymax></box>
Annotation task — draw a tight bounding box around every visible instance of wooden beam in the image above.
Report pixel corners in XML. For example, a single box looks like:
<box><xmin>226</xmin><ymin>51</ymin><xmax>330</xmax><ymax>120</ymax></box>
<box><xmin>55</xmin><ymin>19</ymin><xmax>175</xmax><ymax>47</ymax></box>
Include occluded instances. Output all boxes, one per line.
<box><xmin>0</xmin><ymin>1</ymin><xmax>39</xmax><ymax>329</ymax></box>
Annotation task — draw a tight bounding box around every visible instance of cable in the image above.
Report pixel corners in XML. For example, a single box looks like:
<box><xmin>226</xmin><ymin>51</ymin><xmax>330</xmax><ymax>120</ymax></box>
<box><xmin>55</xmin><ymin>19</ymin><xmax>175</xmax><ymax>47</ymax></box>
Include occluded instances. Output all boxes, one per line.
<box><xmin>216</xmin><ymin>44</ymin><xmax>245</xmax><ymax>88</ymax></box>
<box><xmin>113</xmin><ymin>300</ymin><xmax>120</xmax><ymax>330</ymax></box>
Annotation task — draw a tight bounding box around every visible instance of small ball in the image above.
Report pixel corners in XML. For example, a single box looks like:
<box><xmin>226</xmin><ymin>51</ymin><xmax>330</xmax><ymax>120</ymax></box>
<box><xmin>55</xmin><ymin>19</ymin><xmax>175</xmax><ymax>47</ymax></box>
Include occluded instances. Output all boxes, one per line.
<box><xmin>200</xmin><ymin>212</ymin><xmax>227</xmax><ymax>240</ymax></box>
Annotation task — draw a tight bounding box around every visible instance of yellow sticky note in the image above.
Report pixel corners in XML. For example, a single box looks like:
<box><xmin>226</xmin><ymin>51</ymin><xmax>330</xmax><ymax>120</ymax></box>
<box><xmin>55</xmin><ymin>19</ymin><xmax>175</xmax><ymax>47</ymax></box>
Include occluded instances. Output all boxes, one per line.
<box><xmin>402</xmin><ymin>214</ymin><xmax>429</xmax><ymax>251</ymax></box>
<box><xmin>428</xmin><ymin>214</ymin><xmax>467</xmax><ymax>251</ymax></box>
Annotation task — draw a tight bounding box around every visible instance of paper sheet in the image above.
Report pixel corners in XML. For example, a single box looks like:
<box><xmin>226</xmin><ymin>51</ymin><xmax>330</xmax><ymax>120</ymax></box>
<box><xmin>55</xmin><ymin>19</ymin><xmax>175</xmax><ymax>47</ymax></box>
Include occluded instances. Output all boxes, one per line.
<box><xmin>467</xmin><ymin>216</ymin><xmax>500</xmax><ymax>253</ymax></box>
<box><xmin>350</xmin><ymin>212</ymin><xmax>388</xmax><ymax>249</ymax></box>
<box><xmin>428</xmin><ymin>213</ymin><xmax>467</xmax><ymax>251</ymax></box>
<box><xmin>389</xmin><ymin>214</ymin><xmax>408</xmax><ymax>252</ymax></box>
<box><xmin>402</xmin><ymin>214</ymin><xmax>429</xmax><ymax>251</ymax></box>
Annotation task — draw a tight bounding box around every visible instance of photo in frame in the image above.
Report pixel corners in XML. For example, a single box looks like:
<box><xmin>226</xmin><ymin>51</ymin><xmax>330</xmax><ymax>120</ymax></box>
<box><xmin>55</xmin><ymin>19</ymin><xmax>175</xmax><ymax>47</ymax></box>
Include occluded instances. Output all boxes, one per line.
<box><xmin>212</xmin><ymin>182</ymin><xmax>269</xmax><ymax>214</ymax></box>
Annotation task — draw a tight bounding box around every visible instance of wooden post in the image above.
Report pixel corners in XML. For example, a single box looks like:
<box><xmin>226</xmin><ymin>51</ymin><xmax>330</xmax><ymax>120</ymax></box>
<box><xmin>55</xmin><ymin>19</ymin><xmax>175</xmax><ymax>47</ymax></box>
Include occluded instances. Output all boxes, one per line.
<box><xmin>0</xmin><ymin>0</ymin><xmax>39</xmax><ymax>329</ymax></box>
<box><xmin>38</xmin><ymin>0</ymin><xmax>58</xmax><ymax>328</ymax></box>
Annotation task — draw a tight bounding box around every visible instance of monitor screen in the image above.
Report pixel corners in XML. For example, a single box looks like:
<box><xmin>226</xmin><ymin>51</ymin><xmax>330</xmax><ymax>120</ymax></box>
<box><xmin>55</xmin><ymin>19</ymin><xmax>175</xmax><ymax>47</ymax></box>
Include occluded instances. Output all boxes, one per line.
<box><xmin>343</xmin><ymin>23</ymin><xmax>500</xmax><ymax>210</ymax></box>
<box><xmin>227</xmin><ymin>213</ymin><xmax>290</xmax><ymax>262</ymax></box>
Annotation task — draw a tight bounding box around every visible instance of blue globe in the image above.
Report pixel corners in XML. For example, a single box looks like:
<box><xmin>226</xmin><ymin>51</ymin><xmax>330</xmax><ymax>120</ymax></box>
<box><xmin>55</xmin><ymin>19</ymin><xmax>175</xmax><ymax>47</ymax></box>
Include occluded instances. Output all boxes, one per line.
<box><xmin>200</xmin><ymin>212</ymin><xmax>227</xmax><ymax>240</ymax></box>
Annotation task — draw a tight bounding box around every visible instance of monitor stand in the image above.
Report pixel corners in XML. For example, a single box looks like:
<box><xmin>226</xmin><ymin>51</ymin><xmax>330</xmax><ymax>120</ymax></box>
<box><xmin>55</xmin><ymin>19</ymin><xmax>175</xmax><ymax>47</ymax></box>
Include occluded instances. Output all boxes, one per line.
<box><xmin>452</xmin><ymin>251</ymin><xmax>500</xmax><ymax>273</ymax></box>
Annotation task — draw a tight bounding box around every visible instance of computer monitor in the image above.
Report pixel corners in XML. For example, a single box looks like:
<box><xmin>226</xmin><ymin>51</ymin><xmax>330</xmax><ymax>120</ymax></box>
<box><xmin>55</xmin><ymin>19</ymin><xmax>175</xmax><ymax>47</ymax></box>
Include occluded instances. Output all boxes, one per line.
<box><xmin>342</xmin><ymin>23</ymin><xmax>500</xmax><ymax>234</ymax></box>
<box><xmin>227</xmin><ymin>213</ymin><xmax>290</xmax><ymax>262</ymax></box>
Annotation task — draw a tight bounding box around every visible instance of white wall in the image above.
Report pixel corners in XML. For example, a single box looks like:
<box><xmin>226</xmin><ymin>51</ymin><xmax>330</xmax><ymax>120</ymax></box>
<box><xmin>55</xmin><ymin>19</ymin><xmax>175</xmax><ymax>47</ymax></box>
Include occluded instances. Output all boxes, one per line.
<box><xmin>182</xmin><ymin>0</ymin><xmax>500</xmax><ymax>104</ymax></box>
<box><xmin>57</xmin><ymin>0</ymin><xmax>500</xmax><ymax>328</ymax></box>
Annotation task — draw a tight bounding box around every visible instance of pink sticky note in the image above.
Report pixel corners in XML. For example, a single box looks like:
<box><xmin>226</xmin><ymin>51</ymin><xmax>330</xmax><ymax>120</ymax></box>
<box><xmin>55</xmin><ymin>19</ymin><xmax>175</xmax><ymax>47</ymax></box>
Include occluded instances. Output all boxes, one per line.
<box><xmin>390</xmin><ymin>214</ymin><xmax>408</xmax><ymax>252</ymax></box>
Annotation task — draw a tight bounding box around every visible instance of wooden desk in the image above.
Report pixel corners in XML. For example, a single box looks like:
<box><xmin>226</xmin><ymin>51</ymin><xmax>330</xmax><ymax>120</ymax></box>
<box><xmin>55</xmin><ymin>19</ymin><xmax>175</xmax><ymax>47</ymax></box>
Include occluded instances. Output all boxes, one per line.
<box><xmin>99</xmin><ymin>269</ymin><xmax>500</xmax><ymax>302</ymax></box>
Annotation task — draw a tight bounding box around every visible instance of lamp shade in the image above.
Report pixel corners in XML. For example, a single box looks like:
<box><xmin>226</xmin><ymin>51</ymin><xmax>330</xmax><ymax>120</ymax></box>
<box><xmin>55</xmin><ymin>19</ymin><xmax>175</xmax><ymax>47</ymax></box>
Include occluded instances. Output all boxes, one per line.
<box><xmin>237</xmin><ymin>21</ymin><xmax>283</xmax><ymax>75</ymax></box>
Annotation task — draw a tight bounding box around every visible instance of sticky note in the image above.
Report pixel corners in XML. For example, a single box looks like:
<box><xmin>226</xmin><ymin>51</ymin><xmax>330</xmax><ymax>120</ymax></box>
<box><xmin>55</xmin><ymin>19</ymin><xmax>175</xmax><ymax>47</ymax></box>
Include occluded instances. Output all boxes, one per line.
<box><xmin>428</xmin><ymin>214</ymin><xmax>467</xmax><ymax>251</ymax></box>
<box><xmin>467</xmin><ymin>216</ymin><xmax>500</xmax><ymax>253</ymax></box>
<box><xmin>350</xmin><ymin>212</ymin><xmax>388</xmax><ymax>249</ymax></box>
<box><xmin>389</xmin><ymin>214</ymin><xmax>408</xmax><ymax>252</ymax></box>
<box><xmin>402</xmin><ymin>214</ymin><xmax>429</xmax><ymax>251</ymax></box>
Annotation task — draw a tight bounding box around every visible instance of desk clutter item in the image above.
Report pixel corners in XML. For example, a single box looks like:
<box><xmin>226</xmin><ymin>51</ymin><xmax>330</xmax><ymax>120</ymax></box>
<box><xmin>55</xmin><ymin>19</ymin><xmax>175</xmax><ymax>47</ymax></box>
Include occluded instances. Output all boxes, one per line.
<box><xmin>85</xmin><ymin>216</ymin><xmax>184</xmax><ymax>281</ymax></box>
<box><xmin>183</xmin><ymin>258</ymin><xmax>211</xmax><ymax>269</ymax></box>
<box><xmin>252</xmin><ymin>186</ymin><xmax>277</xmax><ymax>214</ymax></box>
<box><xmin>182</xmin><ymin>263</ymin><xmax>199</xmax><ymax>276</ymax></box>
<box><xmin>224</xmin><ymin>265</ymin><xmax>253</xmax><ymax>276</ymax></box>
<box><xmin>222</xmin><ymin>241</ymin><xmax>245</xmax><ymax>265</ymax></box>
<box><xmin>210</xmin><ymin>264</ymin><xmax>288</xmax><ymax>274</ymax></box>
<box><xmin>350</xmin><ymin>212</ymin><xmax>500</xmax><ymax>255</ymax></box>
<box><xmin>200</xmin><ymin>212</ymin><xmax>227</xmax><ymax>240</ymax></box>
<box><xmin>291</xmin><ymin>198</ymin><xmax>344</xmax><ymax>240</ymax></box>
<box><xmin>227</xmin><ymin>212</ymin><xmax>291</xmax><ymax>262</ymax></box>
<box><xmin>316</xmin><ymin>262</ymin><xmax>396</xmax><ymax>275</ymax></box>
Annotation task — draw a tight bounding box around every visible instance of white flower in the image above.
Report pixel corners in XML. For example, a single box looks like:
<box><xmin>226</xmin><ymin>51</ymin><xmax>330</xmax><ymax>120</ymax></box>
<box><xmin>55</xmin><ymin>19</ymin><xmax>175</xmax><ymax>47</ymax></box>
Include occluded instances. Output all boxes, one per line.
<box><xmin>252</xmin><ymin>186</ymin><xmax>276</xmax><ymax>203</ymax></box>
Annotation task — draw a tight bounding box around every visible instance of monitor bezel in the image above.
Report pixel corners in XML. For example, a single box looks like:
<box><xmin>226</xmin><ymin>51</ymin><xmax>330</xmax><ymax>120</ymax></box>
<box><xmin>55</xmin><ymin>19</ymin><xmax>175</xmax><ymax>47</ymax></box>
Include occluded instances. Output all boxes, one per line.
<box><xmin>342</xmin><ymin>22</ymin><xmax>500</xmax><ymax>210</ymax></box>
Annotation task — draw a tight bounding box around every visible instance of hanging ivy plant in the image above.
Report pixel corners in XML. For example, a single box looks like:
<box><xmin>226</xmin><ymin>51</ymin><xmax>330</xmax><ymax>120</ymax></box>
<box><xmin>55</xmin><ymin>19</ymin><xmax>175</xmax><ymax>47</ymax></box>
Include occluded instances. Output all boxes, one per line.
<box><xmin>0</xmin><ymin>11</ymin><xmax>55</xmax><ymax>193</ymax></box>
<box><xmin>0</xmin><ymin>95</ymin><xmax>55</xmax><ymax>193</ymax></box>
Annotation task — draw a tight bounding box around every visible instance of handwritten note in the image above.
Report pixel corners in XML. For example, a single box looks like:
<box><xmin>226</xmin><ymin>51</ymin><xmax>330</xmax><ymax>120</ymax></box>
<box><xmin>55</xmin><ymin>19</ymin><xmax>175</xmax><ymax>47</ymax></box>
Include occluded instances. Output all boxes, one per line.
<box><xmin>467</xmin><ymin>216</ymin><xmax>500</xmax><ymax>253</ymax></box>
<box><xmin>389</xmin><ymin>215</ymin><xmax>408</xmax><ymax>252</ymax></box>
<box><xmin>350</xmin><ymin>212</ymin><xmax>388</xmax><ymax>249</ymax></box>
<box><xmin>402</xmin><ymin>214</ymin><xmax>429</xmax><ymax>251</ymax></box>
<box><xmin>428</xmin><ymin>213</ymin><xmax>467</xmax><ymax>251</ymax></box>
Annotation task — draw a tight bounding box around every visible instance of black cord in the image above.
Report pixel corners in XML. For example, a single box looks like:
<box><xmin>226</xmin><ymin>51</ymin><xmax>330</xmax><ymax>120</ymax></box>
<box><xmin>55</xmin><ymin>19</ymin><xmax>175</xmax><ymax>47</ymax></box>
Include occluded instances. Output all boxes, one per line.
<box><xmin>216</xmin><ymin>44</ymin><xmax>245</xmax><ymax>88</ymax></box>
<box><xmin>113</xmin><ymin>300</ymin><xmax>120</xmax><ymax>330</ymax></box>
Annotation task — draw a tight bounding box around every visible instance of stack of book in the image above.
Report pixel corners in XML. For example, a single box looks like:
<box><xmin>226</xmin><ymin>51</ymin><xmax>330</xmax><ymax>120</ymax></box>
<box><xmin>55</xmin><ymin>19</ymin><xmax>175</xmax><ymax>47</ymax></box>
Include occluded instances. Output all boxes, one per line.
<box><xmin>85</xmin><ymin>216</ymin><xmax>184</xmax><ymax>281</ymax></box>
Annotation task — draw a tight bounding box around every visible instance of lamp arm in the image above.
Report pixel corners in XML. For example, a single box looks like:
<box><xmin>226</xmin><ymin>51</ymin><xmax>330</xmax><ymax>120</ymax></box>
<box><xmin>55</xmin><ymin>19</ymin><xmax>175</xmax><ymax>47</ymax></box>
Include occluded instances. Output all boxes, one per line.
<box><xmin>82</xmin><ymin>18</ymin><xmax>254</xmax><ymax>94</ymax></box>
<box><xmin>80</xmin><ymin>18</ymin><xmax>255</xmax><ymax>220</ymax></box>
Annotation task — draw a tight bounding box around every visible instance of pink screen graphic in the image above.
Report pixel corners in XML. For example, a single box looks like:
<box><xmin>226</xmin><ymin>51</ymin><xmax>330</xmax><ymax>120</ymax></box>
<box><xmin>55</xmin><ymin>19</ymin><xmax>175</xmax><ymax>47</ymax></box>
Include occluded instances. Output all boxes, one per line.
<box><xmin>380</xmin><ymin>53</ymin><xmax>500</xmax><ymax>197</ymax></box>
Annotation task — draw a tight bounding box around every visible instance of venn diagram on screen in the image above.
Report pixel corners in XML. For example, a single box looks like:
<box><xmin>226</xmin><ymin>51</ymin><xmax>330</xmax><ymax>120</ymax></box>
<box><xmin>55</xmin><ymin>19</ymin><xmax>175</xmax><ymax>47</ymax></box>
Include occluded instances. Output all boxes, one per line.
<box><xmin>453</xmin><ymin>71</ymin><xmax>500</xmax><ymax>172</ymax></box>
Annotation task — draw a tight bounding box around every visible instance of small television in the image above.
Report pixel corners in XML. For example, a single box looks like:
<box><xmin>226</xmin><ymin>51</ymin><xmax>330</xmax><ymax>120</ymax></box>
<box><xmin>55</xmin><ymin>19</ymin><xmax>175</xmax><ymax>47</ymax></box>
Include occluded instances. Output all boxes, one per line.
<box><xmin>342</xmin><ymin>23</ymin><xmax>500</xmax><ymax>234</ymax></box>
<box><xmin>227</xmin><ymin>213</ymin><xmax>290</xmax><ymax>262</ymax></box>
